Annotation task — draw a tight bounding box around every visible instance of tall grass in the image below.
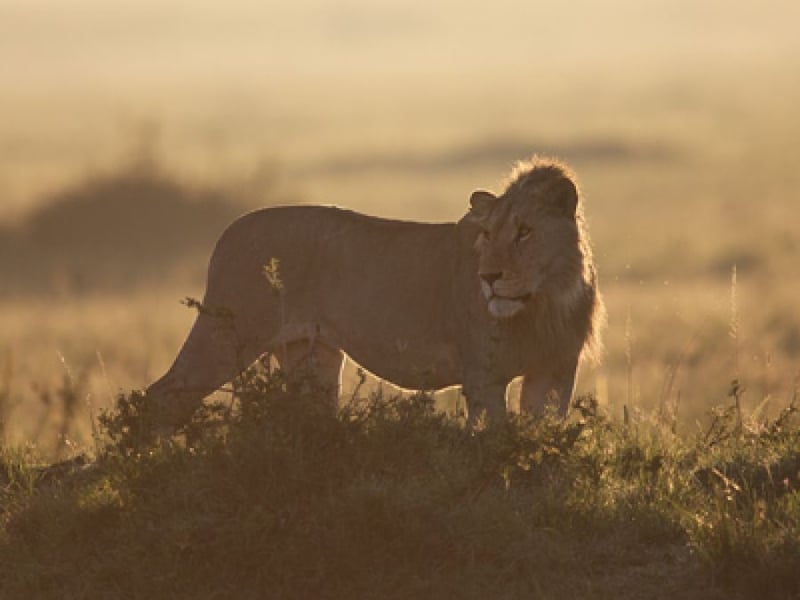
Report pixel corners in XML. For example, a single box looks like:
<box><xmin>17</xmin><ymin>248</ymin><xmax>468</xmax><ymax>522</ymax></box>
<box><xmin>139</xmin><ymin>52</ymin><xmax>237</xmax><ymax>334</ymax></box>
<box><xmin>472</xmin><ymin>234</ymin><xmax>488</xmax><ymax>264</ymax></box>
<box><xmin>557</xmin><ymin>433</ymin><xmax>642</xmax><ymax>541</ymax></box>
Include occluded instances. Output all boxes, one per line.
<box><xmin>0</xmin><ymin>351</ymin><xmax>14</xmax><ymax>444</ymax></box>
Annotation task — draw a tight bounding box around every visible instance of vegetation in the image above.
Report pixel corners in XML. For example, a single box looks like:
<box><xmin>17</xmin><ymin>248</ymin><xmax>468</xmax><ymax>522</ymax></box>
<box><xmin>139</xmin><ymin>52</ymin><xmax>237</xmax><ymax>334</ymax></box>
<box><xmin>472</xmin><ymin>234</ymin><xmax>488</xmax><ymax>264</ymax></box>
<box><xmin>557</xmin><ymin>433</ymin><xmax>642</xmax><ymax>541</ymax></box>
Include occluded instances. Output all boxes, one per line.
<box><xmin>1</xmin><ymin>368</ymin><xmax>798</xmax><ymax>599</ymax></box>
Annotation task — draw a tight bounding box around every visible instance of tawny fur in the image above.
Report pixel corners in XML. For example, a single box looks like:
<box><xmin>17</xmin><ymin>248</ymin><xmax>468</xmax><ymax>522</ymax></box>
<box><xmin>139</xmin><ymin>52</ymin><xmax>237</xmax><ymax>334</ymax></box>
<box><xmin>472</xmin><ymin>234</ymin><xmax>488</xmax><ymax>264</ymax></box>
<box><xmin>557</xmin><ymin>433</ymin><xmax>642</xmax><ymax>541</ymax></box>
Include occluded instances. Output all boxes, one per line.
<box><xmin>147</xmin><ymin>156</ymin><xmax>604</xmax><ymax>426</ymax></box>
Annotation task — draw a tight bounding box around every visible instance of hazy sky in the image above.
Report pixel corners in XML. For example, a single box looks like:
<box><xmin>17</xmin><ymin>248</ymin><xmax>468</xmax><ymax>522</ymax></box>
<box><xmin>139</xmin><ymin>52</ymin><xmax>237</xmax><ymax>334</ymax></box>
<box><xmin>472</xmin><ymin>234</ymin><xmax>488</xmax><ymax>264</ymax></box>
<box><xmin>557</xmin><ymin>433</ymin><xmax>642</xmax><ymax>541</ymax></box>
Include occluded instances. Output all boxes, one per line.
<box><xmin>3</xmin><ymin>0</ymin><xmax>799</xmax><ymax>93</ymax></box>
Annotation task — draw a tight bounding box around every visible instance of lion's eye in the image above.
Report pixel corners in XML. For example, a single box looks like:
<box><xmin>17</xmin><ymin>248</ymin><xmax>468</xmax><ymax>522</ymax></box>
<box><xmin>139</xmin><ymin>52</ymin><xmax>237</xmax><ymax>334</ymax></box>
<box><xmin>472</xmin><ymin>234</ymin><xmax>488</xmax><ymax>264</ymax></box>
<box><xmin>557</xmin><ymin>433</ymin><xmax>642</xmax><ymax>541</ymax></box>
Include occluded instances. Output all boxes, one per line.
<box><xmin>516</xmin><ymin>225</ymin><xmax>532</xmax><ymax>242</ymax></box>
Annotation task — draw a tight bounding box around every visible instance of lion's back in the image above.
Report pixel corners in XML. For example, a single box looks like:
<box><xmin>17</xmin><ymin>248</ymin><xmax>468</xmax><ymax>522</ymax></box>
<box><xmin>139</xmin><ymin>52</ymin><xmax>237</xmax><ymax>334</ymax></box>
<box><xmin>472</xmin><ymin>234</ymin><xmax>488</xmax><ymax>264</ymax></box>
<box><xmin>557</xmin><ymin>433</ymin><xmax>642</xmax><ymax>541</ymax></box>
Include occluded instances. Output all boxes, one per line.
<box><xmin>205</xmin><ymin>205</ymin><xmax>459</xmax><ymax>323</ymax></box>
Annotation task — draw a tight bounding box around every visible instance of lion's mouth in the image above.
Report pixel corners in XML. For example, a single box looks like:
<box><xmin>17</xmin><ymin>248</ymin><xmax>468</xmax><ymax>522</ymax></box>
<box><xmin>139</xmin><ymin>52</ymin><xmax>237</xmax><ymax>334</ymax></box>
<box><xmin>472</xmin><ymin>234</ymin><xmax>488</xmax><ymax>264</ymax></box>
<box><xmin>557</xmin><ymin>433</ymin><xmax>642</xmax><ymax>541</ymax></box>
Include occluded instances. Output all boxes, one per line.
<box><xmin>486</xmin><ymin>293</ymin><xmax>532</xmax><ymax>319</ymax></box>
<box><xmin>492</xmin><ymin>292</ymin><xmax>531</xmax><ymax>303</ymax></box>
<box><xmin>480</xmin><ymin>278</ymin><xmax>536</xmax><ymax>318</ymax></box>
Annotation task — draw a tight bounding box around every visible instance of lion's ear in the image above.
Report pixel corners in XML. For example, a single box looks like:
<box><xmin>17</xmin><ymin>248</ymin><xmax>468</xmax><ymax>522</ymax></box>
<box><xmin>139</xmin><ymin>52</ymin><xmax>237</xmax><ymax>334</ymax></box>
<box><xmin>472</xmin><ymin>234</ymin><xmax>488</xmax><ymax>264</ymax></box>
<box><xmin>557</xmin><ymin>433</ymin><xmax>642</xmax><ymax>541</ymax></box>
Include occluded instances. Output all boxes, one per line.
<box><xmin>467</xmin><ymin>190</ymin><xmax>496</xmax><ymax>224</ymax></box>
<box><xmin>545</xmin><ymin>177</ymin><xmax>578</xmax><ymax>218</ymax></box>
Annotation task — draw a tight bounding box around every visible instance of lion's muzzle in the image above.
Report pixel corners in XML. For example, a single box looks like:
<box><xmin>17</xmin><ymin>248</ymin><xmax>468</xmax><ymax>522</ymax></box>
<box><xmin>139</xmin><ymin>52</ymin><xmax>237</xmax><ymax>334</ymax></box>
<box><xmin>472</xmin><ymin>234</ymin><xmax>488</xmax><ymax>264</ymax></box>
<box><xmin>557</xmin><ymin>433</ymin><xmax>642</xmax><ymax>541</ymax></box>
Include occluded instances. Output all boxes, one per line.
<box><xmin>479</xmin><ymin>273</ymin><xmax>533</xmax><ymax>319</ymax></box>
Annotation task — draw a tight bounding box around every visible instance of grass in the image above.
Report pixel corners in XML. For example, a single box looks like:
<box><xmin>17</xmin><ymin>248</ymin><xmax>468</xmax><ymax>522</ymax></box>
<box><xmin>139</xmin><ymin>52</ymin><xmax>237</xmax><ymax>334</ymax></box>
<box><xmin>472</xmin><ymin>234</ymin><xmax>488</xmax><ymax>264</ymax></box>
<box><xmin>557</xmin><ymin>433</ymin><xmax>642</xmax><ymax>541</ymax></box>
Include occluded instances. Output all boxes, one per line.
<box><xmin>1</xmin><ymin>368</ymin><xmax>798</xmax><ymax>599</ymax></box>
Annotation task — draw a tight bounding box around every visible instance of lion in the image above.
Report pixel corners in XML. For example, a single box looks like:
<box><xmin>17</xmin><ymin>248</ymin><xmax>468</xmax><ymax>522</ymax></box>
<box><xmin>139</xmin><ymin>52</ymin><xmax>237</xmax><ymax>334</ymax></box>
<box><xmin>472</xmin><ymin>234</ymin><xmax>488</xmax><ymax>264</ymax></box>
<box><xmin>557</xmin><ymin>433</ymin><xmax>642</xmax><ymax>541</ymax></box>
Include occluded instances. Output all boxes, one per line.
<box><xmin>146</xmin><ymin>157</ymin><xmax>603</xmax><ymax>426</ymax></box>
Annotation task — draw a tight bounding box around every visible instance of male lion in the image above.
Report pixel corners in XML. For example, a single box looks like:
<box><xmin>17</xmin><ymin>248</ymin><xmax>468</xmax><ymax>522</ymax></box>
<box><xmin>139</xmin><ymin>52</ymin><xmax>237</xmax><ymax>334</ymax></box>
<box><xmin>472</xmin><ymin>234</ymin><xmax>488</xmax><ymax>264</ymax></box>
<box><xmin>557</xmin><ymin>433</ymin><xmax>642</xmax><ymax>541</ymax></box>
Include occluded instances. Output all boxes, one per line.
<box><xmin>147</xmin><ymin>157</ymin><xmax>603</xmax><ymax>426</ymax></box>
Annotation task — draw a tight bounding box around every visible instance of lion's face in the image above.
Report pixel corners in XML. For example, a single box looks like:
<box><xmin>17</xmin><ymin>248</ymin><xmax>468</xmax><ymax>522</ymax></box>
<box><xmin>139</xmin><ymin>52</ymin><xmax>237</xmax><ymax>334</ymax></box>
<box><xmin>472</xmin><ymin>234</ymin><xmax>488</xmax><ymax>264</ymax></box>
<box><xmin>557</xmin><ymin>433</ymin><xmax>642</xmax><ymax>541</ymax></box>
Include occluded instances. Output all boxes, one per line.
<box><xmin>468</xmin><ymin>165</ymin><xmax>584</xmax><ymax>320</ymax></box>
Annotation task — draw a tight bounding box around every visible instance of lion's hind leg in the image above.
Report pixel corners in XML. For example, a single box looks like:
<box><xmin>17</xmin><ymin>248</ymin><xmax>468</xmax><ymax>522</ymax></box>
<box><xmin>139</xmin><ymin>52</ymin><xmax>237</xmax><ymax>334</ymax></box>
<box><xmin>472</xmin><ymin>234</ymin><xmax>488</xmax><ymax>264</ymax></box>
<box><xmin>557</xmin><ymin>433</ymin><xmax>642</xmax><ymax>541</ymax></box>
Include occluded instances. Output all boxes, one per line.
<box><xmin>146</xmin><ymin>311</ymin><xmax>268</xmax><ymax>430</ymax></box>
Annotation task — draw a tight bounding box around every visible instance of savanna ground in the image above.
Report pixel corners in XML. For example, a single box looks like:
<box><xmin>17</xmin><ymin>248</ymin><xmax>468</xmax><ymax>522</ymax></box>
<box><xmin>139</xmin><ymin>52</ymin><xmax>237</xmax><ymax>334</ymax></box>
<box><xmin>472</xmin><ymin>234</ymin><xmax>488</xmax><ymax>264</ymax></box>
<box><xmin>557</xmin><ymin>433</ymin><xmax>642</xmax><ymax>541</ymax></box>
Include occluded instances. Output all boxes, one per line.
<box><xmin>2</xmin><ymin>0</ymin><xmax>800</xmax><ymax>597</ymax></box>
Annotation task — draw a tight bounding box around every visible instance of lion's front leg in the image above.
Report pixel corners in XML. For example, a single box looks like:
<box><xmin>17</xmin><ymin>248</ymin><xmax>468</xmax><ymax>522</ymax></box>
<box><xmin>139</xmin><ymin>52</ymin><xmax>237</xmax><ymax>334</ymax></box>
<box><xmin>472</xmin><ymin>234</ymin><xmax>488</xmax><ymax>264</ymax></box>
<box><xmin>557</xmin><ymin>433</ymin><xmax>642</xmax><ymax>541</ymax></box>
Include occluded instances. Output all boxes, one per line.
<box><xmin>462</xmin><ymin>378</ymin><xmax>509</xmax><ymax>426</ymax></box>
<box><xmin>520</xmin><ymin>360</ymin><xmax>578</xmax><ymax>417</ymax></box>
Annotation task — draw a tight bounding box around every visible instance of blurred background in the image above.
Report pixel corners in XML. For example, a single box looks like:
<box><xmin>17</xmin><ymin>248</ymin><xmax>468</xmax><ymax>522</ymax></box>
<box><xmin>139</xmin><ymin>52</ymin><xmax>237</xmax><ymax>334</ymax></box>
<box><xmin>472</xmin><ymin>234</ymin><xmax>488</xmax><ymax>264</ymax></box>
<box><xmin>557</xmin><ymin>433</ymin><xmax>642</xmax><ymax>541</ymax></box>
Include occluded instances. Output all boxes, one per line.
<box><xmin>1</xmin><ymin>0</ymin><xmax>799</xmax><ymax>456</ymax></box>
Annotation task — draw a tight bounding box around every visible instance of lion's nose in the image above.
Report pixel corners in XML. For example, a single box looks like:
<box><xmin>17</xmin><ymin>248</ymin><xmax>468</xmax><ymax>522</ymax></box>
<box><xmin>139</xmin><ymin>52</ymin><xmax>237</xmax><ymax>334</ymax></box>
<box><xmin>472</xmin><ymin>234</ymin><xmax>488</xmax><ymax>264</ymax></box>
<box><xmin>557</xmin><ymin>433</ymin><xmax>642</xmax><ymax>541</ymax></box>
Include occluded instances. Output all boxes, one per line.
<box><xmin>480</xmin><ymin>272</ymin><xmax>502</xmax><ymax>288</ymax></box>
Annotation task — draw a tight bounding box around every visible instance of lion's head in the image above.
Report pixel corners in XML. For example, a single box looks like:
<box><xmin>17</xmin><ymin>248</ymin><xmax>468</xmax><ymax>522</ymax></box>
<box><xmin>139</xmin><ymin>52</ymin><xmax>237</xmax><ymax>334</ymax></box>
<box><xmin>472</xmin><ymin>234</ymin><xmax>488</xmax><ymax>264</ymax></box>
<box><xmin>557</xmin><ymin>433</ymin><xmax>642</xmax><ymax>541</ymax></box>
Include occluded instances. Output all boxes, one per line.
<box><xmin>467</xmin><ymin>158</ymin><xmax>592</xmax><ymax>320</ymax></box>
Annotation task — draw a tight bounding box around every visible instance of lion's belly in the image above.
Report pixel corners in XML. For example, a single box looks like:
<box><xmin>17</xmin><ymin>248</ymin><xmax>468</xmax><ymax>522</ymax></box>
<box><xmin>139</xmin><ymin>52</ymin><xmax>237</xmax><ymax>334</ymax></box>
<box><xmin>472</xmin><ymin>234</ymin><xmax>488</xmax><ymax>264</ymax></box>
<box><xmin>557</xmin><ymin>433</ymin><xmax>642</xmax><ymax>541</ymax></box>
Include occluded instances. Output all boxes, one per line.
<box><xmin>272</xmin><ymin>320</ymin><xmax>462</xmax><ymax>391</ymax></box>
<box><xmin>344</xmin><ymin>338</ymin><xmax>463</xmax><ymax>391</ymax></box>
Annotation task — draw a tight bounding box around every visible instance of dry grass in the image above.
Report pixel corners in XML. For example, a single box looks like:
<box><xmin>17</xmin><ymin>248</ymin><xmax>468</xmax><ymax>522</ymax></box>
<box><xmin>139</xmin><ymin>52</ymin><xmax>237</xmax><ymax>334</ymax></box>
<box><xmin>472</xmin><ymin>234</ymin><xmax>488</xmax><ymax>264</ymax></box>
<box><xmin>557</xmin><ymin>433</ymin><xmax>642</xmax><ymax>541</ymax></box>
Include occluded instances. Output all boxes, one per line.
<box><xmin>0</xmin><ymin>289</ymin><xmax>194</xmax><ymax>453</ymax></box>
